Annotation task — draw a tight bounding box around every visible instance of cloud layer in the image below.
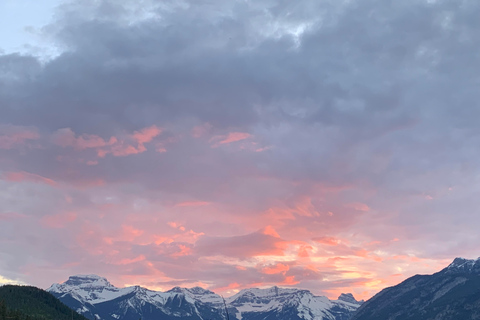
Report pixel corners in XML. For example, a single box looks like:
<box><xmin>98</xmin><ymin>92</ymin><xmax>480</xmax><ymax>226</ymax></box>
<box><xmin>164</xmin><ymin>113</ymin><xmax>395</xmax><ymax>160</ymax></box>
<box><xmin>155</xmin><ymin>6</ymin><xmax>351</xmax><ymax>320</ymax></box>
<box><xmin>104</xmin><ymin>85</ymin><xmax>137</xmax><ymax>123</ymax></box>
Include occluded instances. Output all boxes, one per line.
<box><xmin>1</xmin><ymin>0</ymin><xmax>480</xmax><ymax>299</ymax></box>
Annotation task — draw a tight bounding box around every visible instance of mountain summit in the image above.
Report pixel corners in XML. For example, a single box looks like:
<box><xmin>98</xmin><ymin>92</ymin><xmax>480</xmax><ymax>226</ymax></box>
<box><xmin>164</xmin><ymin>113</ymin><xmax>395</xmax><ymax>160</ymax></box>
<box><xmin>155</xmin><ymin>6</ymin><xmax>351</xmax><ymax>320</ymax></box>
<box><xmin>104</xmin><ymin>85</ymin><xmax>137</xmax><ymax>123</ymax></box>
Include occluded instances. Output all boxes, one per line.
<box><xmin>47</xmin><ymin>275</ymin><xmax>361</xmax><ymax>320</ymax></box>
<box><xmin>351</xmin><ymin>257</ymin><xmax>480</xmax><ymax>320</ymax></box>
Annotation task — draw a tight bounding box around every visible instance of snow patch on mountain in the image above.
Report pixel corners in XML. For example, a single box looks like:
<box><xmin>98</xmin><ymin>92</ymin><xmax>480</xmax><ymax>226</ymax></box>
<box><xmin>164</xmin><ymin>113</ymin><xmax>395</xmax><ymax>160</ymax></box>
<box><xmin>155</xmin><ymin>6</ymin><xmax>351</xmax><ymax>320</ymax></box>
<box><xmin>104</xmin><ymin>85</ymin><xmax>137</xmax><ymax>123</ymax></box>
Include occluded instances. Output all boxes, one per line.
<box><xmin>444</xmin><ymin>257</ymin><xmax>480</xmax><ymax>274</ymax></box>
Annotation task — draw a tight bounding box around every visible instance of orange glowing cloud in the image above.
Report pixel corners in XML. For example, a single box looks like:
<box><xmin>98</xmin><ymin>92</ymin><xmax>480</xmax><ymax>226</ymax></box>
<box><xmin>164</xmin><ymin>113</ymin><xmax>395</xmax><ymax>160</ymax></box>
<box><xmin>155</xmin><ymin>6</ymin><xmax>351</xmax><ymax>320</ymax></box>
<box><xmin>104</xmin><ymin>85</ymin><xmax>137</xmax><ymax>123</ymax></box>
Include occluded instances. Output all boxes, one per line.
<box><xmin>262</xmin><ymin>225</ymin><xmax>280</xmax><ymax>238</ymax></box>
<box><xmin>214</xmin><ymin>282</ymin><xmax>241</xmax><ymax>292</ymax></box>
<box><xmin>4</xmin><ymin>171</ymin><xmax>57</xmax><ymax>186</ymax></box>
<box><xmin>297</xmin><ymin>245</ymin><xmax>313</xmax><ymax>258</ymax></box>
<box><xmin>313</xmin><ymin>236</ymin><xmax>340</xmax><ymax>246</ymax></box>
<box><xmin>262</xmin><ymin>263</ymin><xmax>290</xmax><ymax>275</ymax></box>
<box><xmin>281</xmin><ymin>275</ymin><xmax>299</xmax><ymax>285</ymax></box>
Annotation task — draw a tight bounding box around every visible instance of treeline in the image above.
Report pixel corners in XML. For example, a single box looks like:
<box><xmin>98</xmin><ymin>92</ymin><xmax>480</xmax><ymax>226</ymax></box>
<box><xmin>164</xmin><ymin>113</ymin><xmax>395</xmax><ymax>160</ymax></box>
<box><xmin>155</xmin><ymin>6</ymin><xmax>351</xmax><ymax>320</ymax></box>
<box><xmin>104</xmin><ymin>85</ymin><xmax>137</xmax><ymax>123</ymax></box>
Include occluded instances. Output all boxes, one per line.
<box><xmin>0</xmin><ymin>285</ymin><xmax>88</xmax><ymax>320</ymax></box>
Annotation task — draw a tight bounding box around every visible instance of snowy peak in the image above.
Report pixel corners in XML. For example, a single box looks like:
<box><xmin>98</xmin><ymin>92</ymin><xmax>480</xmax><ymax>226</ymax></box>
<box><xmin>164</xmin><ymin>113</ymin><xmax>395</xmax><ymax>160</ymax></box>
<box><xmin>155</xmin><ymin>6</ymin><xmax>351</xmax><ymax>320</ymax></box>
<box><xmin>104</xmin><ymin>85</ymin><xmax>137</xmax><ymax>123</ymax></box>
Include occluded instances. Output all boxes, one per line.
<box><xmin>337</xmin><ymin>293</ymin><xmax>362</xmax><ymax>305</ymax></box>
<box><xmin>229</xmin><ymin>286</ymin><xmax>305</xmax><ymax>301</ymax></box>
<box><xmin>167</xmin><ymin>286</ymin><xmax>223</xmax><ymax>305</ymax></box>
<box><xmin>64</xmin><ymin>274</ymin><xmax>114</xmax><ymax>288</ymax></box>
<box><xmin>224</xmin><ymin>286</ymin><xmax>362</xmax><ymax>320</ymax></box>
<box><xmin>47</xmin><ymin>274</ymin><xmax>135</xmax><ymax>305</ymax></box>
<box><xmin>444</xmin><ymin>257</ymin><xmax>480</xmax><ymax>274</ymax></box>
<box><xmin>167</xmin><ymin>286</ymin><xmax>214</xmax><ymax>295</ymax></box>
<box><xmin>48</xmin><ymin>276</ymin><xmax>361</xmax><ymax>320</ymax></box>
<box><xmin>187</xmin><ymin>286</ymin><xmax>215</xmax><ymax>295</ymax></box>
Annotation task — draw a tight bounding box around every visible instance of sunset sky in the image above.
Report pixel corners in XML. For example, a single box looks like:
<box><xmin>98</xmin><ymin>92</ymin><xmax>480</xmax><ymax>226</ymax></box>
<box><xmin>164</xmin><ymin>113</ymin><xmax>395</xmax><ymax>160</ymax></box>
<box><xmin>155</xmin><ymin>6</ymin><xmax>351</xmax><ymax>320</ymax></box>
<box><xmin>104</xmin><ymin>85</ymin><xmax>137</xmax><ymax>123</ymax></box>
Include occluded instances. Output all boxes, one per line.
<box><xmin>1</xmin><ymin>0</ymin><xmax>480</xmax><ymax>300</ymax></box>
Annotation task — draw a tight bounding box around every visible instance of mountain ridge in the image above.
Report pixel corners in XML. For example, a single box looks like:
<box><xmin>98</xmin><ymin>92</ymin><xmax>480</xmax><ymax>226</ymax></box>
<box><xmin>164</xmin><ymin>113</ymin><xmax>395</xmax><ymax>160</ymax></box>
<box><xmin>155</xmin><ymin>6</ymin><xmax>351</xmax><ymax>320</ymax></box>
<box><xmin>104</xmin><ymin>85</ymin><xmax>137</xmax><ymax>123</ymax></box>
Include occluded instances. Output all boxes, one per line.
<box><xmin>351</xmin><ymin>256</ymin><xmax>480</xmax><ymax>320</ymax></box>
<box><xmin>48</xmin><ymin>275</ymin><xmax>361</xmax><ymax>320</ymax></box>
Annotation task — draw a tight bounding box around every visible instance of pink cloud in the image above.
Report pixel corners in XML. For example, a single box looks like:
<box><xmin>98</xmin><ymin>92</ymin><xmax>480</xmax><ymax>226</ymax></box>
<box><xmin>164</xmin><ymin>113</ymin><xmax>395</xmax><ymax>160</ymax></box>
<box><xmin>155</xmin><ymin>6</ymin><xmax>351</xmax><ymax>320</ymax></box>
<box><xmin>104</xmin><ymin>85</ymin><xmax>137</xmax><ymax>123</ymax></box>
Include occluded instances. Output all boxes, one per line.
<box><xmin>53</xmin><ymin>125</ymin><xmax>164</xmax><ymax>158</ymax></box>
<box><xmin>262</xmin><ymin>225</ymin><xmax>280</xmax><ymax>238</ymax></box>
<box><xmin>171</xmin><ymin>244</ymin><xmax>193</xmax><ymax>258</ymax></box>
<box><xmin>262</xmin><ymin>263</ymin><xmax>290</xmax><ymax>275</ymax></box>
<box><xmin>312</xmin><ymin>236</ymin><xmax>341</xmax><ymax>246</ymax></box>
<box><xmin>0</xmin><ymin>124</ymin><xmax>39</xmax><ymax>149</ymax></box>
<box><xmin>132</xmin><ymin>125</ymin><xmax>163</xmax><ymax>144</ymax></box>
<box><xmin>297</xmin><ymin>244</ymin><xmax>313</xmax><ymax>258</ymax></box>
<box><xmin>52</xmin><ymin>128</ymin><xmax>112</xmax><ymax>149</ymax></box>
<box><xmin>345</xmin><ymin>202</ymin><xmax>370</xmax><ymax>212</ymax></box>
<box><xmin>41</xmin><ymin>212</ymin><xmax>77</xmax><ymax>228</ymax></box>
<box><xmin>120</xmin><ymin>225</ymin><xmax>144</xmax><ymax>242</ymax></box>
<box><xmin>167</xmin><ymin>222</ymin><xmax>186</xmax><ymax>231</ymax></box>
<box><xmin>175</xmin><ymin>201</ymin><xmax>211</xmax><ymax>207</ymax></box>
<box><xmin>0</xmin><ymin>212</ymin><xmax>27</xmax><ymax>221</ymax></box>
<box><xmin>115</xmin><ymin>255</ymin><xmax>146</xmax><ymax>265</ymax></box>
<box><xmin>195</xmin><ymin>229</ymin><xmax>288</xmax><ymax>258</ymax></box>
<box><xmin>4</xmin><ymin>171</ymin><xmax>57</xmax><ymax>186</ymax></box>
<box><xmin>191</xmin><ymin>123</ymin><xmax>212</xmax><ymax>138</ymax></box>
<box><xmin>210</xmin><ymin>132</ymin><xmax>252</xmax><ymax>147</ymax></box>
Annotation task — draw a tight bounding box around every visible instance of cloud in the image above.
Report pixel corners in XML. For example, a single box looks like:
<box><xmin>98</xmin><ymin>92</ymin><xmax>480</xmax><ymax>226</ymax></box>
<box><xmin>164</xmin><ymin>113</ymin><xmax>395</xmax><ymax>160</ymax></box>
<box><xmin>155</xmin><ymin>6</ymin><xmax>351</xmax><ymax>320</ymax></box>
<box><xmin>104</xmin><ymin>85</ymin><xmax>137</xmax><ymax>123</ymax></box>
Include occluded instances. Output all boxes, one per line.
<box><xmin>3</xmin><ymin>171</ymin><xmax>57</xmax><ymax>186</ymax></box>
<box><xmin>41</xmin><ymin>212</ymin><xmax>77</xmax><ymax>228</ymax></box>
<box><xmin>210</xmin><ymin>132</ymin><xmax>252</xmax><ymax>148</ymax></box>
<box><xmin>0</xmin><ymin>124</ymin><xmax>39</xmax><ymax>149</ymax></box>
<box><xmin>195</xmin><ymin>229</ymin><xmax>288</xmax><ymax>259</ymax></box>
<box><xmin>1</xmin><ymin>0</ymin><xmax>480</xmax><ymax>300</ymax></box>
<box><xmin>52</xmin><ymin>125</ymin><xmax>163</xmax><ymax>158</ymax></box>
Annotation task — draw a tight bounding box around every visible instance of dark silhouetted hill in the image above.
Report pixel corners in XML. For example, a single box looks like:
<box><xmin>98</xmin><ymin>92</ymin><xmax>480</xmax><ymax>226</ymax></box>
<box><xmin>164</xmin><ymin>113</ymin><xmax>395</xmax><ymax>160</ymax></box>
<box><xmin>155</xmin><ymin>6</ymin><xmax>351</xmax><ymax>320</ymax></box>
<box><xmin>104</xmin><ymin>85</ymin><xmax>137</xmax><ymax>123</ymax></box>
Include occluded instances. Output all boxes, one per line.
<box><xmin>0</xmin><ymin>285</ymin><xmax>89</xmax><ymax>320</ymax></box>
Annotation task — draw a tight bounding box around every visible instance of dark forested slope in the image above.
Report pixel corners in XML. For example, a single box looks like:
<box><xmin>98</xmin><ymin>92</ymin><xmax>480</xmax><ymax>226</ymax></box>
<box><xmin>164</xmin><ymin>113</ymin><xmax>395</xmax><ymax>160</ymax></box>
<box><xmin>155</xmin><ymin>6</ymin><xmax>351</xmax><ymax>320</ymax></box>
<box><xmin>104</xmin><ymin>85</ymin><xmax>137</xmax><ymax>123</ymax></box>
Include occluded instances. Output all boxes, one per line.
<box><xmin>0</xmin><ymin>285</ymin><xmax>89</xmax><ymax>320</ymax></box>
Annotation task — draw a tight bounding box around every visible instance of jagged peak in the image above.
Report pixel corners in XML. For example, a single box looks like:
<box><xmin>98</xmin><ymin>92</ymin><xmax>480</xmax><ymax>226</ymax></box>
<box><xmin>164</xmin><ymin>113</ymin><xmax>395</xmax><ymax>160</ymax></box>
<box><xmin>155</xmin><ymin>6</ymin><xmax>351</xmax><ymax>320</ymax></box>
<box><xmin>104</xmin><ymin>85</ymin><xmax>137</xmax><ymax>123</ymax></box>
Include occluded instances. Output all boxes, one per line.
<box><xmin>167</xmin><ymin>286</ymin><xmax>216</xmax><ymax>297</ymax></box>
<box><xmin>62</xmin><ymin>274</ymin><xmax>113</xmax><ymax>288</ymax></box>
<box><xmin>187</xmin><ymin>286</ymin><xmax>215</xmax><ymax>295</ymax></box>
<box><xmin>231</xmin><ymin>286</ymin><xmax>309</xmax><ymax>299</ymax></box>
<box><xmin>444</xmin><ymin>257</ymin><xmax>480</xmax><ymax>274</ymax></box>
<box><xmin>167</xmin><ymin>286</ymin><xmax>184</xmax><ymax>293</ymax></box>
<box><xmin>337</xmin><ymin>293</ymin><xmax>362</xmax><ymax>304</ymax></box>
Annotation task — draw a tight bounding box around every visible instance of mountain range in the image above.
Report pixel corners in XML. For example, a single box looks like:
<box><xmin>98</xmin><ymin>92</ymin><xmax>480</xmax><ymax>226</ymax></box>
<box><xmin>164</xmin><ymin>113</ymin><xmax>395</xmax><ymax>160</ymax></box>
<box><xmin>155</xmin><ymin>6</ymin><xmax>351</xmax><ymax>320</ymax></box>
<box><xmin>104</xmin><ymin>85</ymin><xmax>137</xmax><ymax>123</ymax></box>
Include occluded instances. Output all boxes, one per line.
<box><xmin>47</xmin><ymin>275</ymin><xmax>362</xmax><ymax>320</ymax></box>
<box><xmin>43</xmin><ymin>256</ymin><xmax>480</xmax><ymax>320</ymax></box>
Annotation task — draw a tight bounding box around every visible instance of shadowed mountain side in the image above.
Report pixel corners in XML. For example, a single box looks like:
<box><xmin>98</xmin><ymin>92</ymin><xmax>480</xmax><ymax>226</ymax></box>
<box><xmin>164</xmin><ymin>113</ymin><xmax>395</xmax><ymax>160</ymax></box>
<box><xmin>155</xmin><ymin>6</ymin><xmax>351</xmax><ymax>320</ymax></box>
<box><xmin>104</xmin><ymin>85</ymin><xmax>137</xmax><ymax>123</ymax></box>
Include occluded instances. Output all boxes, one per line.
<box><xmin>351</xmin><ymin>258</ymin><xmax>480</xmax><ymax>320</ymax></box>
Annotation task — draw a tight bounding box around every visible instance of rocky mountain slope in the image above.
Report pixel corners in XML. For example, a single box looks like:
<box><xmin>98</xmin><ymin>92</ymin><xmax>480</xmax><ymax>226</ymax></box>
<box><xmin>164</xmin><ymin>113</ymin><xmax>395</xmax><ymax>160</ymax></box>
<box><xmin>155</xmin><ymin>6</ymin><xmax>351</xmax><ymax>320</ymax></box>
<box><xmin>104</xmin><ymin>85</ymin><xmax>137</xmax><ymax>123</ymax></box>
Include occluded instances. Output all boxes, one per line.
<box><xmin>351</xmin><ymin>257</ymin><xmax>480</xmax><ymax>320</ymax></box>
<box><xmin>47</xmin><ymin>275</ymin><xmax>361</xmax><ymax>320</ymax></box>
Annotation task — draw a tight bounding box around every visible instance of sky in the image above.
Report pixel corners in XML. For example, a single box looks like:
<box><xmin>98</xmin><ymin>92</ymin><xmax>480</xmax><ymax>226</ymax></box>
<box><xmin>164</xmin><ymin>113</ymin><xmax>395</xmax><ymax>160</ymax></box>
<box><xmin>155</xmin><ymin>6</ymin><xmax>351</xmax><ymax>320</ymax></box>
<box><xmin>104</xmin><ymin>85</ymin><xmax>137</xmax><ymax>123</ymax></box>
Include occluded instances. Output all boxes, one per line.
<box><xmin>1</xmin><ymin>0</ymin><xmax>480</xmax><ymax>300</ymax></box>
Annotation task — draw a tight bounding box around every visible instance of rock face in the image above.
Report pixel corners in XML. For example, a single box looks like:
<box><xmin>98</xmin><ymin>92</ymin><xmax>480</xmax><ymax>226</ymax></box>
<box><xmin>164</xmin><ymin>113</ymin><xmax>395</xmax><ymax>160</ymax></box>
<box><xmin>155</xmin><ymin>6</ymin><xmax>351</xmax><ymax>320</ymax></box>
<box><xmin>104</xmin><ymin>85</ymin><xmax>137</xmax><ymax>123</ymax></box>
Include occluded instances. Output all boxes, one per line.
<box><xmin>47</xmin><ymin>275</ymin><xmax>361</xmax><ymax>320</ymax></box>
<box><xmin>351</xmin><ymin>257</ymin><xmax>480</xmax><ymax>320</ymax></box>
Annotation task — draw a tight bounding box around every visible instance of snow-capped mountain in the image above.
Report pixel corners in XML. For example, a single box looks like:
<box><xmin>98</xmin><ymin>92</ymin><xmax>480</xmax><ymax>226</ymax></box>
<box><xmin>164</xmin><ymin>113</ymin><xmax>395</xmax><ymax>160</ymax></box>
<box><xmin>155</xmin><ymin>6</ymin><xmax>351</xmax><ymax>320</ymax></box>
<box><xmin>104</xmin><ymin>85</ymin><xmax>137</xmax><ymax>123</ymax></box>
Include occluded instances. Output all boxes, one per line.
<box><xmin>227</xmin><ymin>286</ymin><xmax>360</xmax><ymax>320</ymax></box>
<box><xmin>47</xmin><ymin>275</ymin><xmax>361</xmax><ymax>320</ymax></box>
<box><xmin>352</xmin><ymin>257</ymin><xmax>480</xmax><ymax>320</ymax></box>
